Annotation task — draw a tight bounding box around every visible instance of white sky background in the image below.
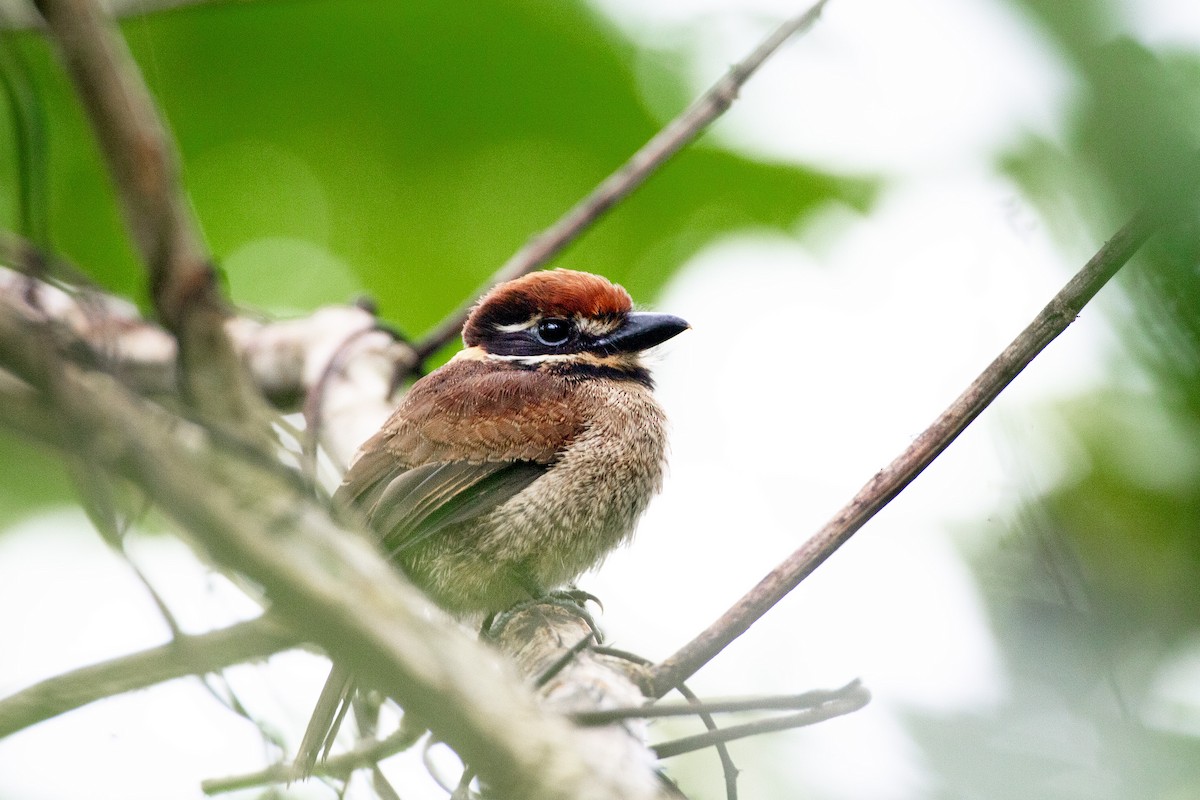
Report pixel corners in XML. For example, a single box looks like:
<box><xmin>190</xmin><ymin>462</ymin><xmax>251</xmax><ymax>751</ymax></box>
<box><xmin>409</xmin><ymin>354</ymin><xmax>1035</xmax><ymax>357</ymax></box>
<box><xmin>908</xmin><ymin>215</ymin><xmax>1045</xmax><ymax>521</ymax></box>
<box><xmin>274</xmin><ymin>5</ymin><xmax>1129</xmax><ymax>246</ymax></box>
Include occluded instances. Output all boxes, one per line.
<box><xmin>2</xmin><ymin>1</ymin><xmax>1198</xmax><ymax>799</ymax></box>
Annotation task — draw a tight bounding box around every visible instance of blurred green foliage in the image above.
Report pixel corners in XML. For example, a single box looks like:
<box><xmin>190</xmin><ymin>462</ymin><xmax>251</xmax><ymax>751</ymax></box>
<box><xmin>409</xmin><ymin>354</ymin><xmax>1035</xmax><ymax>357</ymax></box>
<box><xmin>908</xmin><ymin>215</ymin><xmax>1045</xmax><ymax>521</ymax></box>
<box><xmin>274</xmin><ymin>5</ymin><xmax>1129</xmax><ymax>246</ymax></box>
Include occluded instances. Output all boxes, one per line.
<box><xmin>1003</xmin><ymin>0</ymin><xmax>1200</xmax><ymax>650</ymax></box>
<box><xmin>941</xmin><ymin>2</ymin><xmax>1200</xmax><ymax>796</ymax></box>
<box><xmin>0</xmin><ymin>0</ymin><xmax>870</xmax><ymax>524</ymax></box>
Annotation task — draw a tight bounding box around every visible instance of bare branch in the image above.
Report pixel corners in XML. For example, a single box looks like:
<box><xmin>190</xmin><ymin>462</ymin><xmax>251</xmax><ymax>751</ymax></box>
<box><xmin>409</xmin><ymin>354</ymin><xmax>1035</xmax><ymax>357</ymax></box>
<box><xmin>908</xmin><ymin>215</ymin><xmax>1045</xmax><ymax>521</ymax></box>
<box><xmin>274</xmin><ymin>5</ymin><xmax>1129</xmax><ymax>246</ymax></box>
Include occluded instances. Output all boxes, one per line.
<box><xmin>413</xmin><ymin>0</ymin><xmax>831</xmax><ymax>362</ymax></box>
<box><xmin>31</xmin><ymin>0</ymin><xmax>256</xmax><ymax>421</ymax></box>
<box><xmin>0</xmin><ymin>615</ymin><xmax>299</xmax><ymax>739</ymax></box>
<box><xmin>652</xmin><ymin>682</ymin><xmax>870</xmax><ymax>759</ymax></box>
<box><xmin>574</xmin><ymin>683</ymin><xmax>864</xmax><ymax>724</ymax></box>
<box><xmin>0</xmin><ymin>0</ymin><xmax>252</xmax><ymax>29</ymax></box>
<box><xmin>672</xmin><ymin>681</ymin><xmax>739</xmax><ymax>800</ymax></box>
<box><xmin>31</xmin><ymin>0</ymin><xmax>209</xmax><ymax>327</ymax></box>
<box><xmin>649</xmin><ymin>209</ymin><xmax>1163</xmax><ymax>698</ymax></box>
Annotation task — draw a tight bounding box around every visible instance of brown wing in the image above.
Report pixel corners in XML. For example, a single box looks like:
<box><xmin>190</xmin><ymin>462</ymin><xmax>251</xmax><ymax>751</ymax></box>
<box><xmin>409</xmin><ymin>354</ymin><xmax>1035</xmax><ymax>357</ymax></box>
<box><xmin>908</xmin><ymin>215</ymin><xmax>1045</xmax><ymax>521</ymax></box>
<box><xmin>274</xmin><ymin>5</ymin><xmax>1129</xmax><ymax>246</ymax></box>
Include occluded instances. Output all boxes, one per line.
<box><xmin>376</xmin><ymin>358</ymin><xmax>587</xmax><ymax>465</ymax></box>
<box><xmin>369</xmin><ymin>460</ymin><xmax>545</xmax><ymax>557</ymax></box>
<box><xmin>335</xmin><ymin>359</ymin><xmax>587</xmax><ymax>553</ymax></box>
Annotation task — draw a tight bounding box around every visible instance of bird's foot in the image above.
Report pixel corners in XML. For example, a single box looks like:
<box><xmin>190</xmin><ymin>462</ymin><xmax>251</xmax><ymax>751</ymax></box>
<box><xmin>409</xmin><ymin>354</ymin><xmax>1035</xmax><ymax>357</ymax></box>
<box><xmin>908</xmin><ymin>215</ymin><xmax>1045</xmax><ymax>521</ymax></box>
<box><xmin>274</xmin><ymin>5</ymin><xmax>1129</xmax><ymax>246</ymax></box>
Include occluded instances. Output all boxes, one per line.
<box><xmin>482</xmin><ymin>587</ymin><xmax>605</xmax><ymax>643</ymax></box>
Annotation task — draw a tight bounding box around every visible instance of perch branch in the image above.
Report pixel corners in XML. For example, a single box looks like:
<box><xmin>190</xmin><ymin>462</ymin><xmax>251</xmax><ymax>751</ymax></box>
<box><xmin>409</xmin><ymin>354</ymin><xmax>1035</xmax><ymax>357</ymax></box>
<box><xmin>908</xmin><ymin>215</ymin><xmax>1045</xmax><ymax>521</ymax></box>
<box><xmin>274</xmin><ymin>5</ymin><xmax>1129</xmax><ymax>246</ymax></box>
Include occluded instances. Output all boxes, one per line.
<box><xmin>650</xmin><ymin>208</ymin><xmax>1163</xmax><ymax>698</ymax></box>
<box><xmin>207</xmin><ymin>603</ymin><xmax>675</xmax><ymax>796</ymax></box>
<box><xmin>0</xmin><ymin>616</ymin><xmax>298</xmax><ymax>739</ymax></box>
<box><xmin>413</xmin><ymin>0</ymin><xmax>831</xmax><ymax>361</ymax></box>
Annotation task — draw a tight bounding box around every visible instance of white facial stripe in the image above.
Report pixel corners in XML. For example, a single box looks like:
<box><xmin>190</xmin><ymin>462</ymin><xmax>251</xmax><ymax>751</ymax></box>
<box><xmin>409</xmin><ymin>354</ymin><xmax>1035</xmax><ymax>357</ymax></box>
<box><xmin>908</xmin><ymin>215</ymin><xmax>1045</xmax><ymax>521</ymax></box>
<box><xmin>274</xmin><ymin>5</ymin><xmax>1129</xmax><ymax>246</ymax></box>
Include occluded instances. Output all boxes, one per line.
<box><xmin>574</xmin><ymin>315</ymin><xmax>621</xmax><ymax>337</ymax></box>
<box><xmin>483</xmin><ymin>352</ymin><xmax>573</xmax><ymax>364</ymax></box>
<box><xmin>483</xmin><ymin>350</ymin><xmax>641</xmax><ymax>369</ymax></box>
<box><xmin>493</xmin><ymin>318</ymin><xmax>539</xmax><ymax>333</ymax></box>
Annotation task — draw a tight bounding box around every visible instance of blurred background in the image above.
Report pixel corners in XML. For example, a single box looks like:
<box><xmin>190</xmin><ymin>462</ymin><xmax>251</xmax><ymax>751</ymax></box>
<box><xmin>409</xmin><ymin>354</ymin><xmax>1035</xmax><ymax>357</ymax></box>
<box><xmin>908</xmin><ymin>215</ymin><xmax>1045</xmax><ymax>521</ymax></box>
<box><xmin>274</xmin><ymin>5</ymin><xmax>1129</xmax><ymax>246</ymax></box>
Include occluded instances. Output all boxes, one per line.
<box><xmin>1</xmin><ymin>0</ymin><xmax>1199</xmax><ymax>798</ymax></box>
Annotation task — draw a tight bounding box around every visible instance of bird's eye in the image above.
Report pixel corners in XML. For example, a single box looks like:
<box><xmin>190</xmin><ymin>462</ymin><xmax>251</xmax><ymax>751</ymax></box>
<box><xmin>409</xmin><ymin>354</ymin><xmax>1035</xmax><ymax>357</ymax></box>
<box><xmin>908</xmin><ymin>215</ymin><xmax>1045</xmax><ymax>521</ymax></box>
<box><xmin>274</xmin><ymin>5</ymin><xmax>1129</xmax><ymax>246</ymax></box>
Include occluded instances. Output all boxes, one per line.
<box><xmin>534</xmin><ymin>318</ymin><xmax>572</xmax><ymax>346</ymax></box>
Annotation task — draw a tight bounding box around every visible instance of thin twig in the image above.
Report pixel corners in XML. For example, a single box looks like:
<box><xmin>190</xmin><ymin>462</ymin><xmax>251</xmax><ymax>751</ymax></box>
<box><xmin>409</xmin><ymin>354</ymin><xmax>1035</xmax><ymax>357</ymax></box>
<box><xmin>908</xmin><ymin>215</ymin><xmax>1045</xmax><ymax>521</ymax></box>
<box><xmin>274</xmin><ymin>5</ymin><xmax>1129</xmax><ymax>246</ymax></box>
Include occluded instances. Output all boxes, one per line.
<box><xmin>95</xmin><ymin>507</ymin><xmax>278</xmax><ymax>744</ymax></box>
<box><xmin>431</xmin><ymin>740</ymin><xmax>469</xmax><ymax>797</ymax></box>
<box><xmin>412</xmin><ymin>0</ymin><xmax>831</xmax><ymax>363</ymax></box>
<box><xmin>673</xmin><ymin>682</ymin><xmax>739</xmax><ymax>800</ymax></box>
<box><xmin>652</xmin><ymin>683</ymin><xmax>870</xmax><ymax>759</ymax></box>
<box><xmin>649</xmin><ymin>208</ymin><xmax>1163</xmax><ymax>698</ymax></box>
<box><xmin>203</xmin><ymin>725</ymin><xmax>420</xmax><ymax>794</ymax></box>
<box><xmin>450</xmin><ymin>770</ymin><xmax>477</xmax><ymax>800</ymax></box>
<box><xmin>301</xmin><ymin>323</ymin><xmax>415</xmax><ymax>475</ymax></box>
<box><xmin>211</xmin><ymin>680</ymin><xmax>820</xmax><ymax>799</ymax></box>
<box><xmin>202</xmin><ymin>670</ymin><xmax>291</xmax><ymax>753</ymax></box>
<box><xmin>0</xmin><ymin>615</ymin><xmax>299</xmax><ymax>739</ymax></box>
<box><xmin>371</xmin><ymin>765</ymin><xmax>403</xmax><ymax>800</ymax></box>
<box><xmin>573</xmin><ymin>683</ymin><xmax>863</xmax><ymax>725</ymax></box>
<box><xmin>533</xmin><ymin>632</ymin><xmax>596</xmax><ymax>689</ymax></box>
<box><xmin>591</xmin><ymin>645</ymin><xmax>740</xmax><ymax>800</ymax></box>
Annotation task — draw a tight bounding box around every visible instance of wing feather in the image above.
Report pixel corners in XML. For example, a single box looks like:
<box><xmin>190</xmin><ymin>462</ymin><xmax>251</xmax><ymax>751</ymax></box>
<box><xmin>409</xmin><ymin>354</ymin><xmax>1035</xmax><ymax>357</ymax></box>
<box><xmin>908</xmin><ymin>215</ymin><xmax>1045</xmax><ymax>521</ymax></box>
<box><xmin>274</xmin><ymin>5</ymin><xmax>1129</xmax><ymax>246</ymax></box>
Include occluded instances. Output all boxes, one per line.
<box><xmin>370</xmin><ymin>461</ymin><xmax>545</xmax><ymax>556</ymax></box>
<box><xmin>333</xmin><ymin>359</ymin><xmax>586</xmax><ymax>556</ymax></box>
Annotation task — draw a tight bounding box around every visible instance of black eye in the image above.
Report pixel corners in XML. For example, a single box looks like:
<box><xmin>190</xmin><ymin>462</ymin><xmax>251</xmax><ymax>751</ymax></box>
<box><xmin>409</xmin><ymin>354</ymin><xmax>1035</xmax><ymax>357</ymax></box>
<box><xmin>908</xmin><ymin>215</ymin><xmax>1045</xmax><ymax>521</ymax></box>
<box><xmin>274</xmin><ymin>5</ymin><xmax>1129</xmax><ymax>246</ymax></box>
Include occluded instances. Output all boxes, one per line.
<box><xmin>534</xmin><ymin>318</ymin><xmax>572</xmax><ymax>346</ymax></box>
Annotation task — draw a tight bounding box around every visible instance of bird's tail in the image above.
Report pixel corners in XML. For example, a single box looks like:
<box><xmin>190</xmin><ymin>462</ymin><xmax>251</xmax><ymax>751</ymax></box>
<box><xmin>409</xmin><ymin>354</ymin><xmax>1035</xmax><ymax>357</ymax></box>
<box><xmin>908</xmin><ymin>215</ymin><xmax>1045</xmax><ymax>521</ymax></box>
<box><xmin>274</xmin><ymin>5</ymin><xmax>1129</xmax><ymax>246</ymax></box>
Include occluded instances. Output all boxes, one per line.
<box><xmin>294</xmin><ymin>664</ymin><xmax>354</xmax><ymax>777</ymax></box>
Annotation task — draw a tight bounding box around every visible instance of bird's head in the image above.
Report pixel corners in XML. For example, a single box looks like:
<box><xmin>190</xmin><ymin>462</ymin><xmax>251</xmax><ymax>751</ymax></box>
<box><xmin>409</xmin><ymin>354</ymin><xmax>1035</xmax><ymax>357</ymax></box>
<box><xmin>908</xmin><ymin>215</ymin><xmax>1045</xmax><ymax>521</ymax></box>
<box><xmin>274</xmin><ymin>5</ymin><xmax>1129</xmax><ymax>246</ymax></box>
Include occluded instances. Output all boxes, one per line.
<box><xmin>458</xmin><ymin>269</ymin><xmax>689</xmax><ymax>383</ymax></box>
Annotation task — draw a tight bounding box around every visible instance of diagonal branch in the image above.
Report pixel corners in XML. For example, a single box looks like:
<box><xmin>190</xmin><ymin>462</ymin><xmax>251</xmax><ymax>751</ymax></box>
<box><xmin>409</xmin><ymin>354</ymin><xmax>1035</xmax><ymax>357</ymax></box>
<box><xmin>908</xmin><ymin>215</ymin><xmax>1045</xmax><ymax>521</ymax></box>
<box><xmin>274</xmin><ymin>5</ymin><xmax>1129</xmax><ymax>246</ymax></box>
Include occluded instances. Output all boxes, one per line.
<box><xmin>413</xmin><ymin>0</ymin><xmax>831</xmax><ymax>362</ymax></box>
<box><xmin>32</xmin><ymin>0</ymin><xmax>258</xmax><ymax>422</ymax></box>
<box><xmin>32</xmin><ymin>0</ymin><xmax>210</xmax><ymax>329</ymax></box>
<box><xmin>650</xmin><ymin>208</ymin><xmax>1165</xmax><ymax>698</ymax></box>
<box><xmin>1</xmin><ymin>0</ymin><xmax>246</xmax><ymax>29</ymax></box>
<box><xmin>0</xmin><ymin>615</ymin><xmax>300</xmax><ymax>739</ymax></box>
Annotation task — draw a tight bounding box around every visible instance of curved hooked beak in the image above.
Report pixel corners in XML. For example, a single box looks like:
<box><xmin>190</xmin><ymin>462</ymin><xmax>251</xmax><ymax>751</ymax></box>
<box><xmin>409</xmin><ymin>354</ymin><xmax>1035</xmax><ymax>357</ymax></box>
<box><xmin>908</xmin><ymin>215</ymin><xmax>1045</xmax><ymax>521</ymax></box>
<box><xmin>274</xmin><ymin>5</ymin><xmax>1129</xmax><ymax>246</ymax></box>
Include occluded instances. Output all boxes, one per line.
<box><xmin>593</xmin><ymin>312</ymin><xmax>690</xmax><ymax>354</ymax></box>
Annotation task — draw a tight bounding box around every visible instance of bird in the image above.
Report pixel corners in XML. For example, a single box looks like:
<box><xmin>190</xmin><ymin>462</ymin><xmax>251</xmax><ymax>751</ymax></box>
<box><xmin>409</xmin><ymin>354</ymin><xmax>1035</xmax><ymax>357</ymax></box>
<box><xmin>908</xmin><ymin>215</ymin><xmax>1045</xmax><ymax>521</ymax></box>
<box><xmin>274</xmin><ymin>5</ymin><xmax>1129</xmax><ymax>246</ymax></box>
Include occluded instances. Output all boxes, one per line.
<box><xmin>295</xmin><ymin>268</ymin><xmax>688</xmax><ymax>773</ymax></box>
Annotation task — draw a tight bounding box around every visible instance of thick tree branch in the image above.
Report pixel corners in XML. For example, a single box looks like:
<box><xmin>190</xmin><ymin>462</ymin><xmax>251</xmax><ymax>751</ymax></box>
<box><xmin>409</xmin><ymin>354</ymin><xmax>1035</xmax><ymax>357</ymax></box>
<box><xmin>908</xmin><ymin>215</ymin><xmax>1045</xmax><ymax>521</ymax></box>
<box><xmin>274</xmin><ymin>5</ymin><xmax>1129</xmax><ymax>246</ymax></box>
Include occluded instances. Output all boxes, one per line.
<box><xmin>0</xmin><ymin>615</ymin><xmax>298</xmax><ymax>739</ymax></box>
<box><xmin>204</xmin><ymin>603</ymin><xmax>673</xmax><ymax>797</ymax></box>
<box><xmin>413</xmin><ymin>0</ymin><xmax>831</xmax><ymax>362</ymax></box>
<box><xmin>650</xmin><ymin>209</ymin><xmax>1163</xmax><ymax>698</ymax></box>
